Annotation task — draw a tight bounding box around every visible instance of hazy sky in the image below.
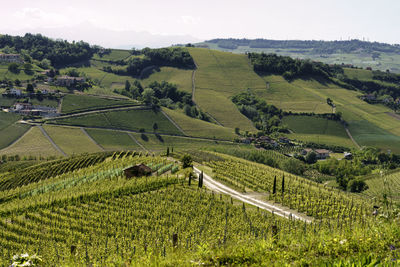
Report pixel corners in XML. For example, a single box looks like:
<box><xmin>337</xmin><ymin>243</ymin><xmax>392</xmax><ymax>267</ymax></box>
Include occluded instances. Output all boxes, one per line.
<box><xmin>0</xmin><ymin>0</ymin><xmax>399</xmax><ymax>47</ymax></box>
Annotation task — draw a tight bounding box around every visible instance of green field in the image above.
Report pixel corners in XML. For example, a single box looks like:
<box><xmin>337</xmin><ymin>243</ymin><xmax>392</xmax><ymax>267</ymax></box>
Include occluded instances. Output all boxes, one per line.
<box><xmin>188</xmin><ymin>48</ymin><xmax>261</xmax><ymax>131</ymax></box>
<box><xmin>0</xmin><ymin>112</ymin><xmax>31</xmax><ymax>149</ymax></box>
<box><xmin>343</xmin><ymin>68</ymin><xmax>374</xmax><ymax>80</ymax></box>
<box><xmin>282</xmin><ymin>115</ymin><xmax>355</xmax><ymax>148</ymax></box>
<box><xmin>141</xmin><ymin>66</ymin><xmax>193</xmax><ymax>93</ymax></box>
<box><xmin>92</xmin><ymin>49</ymin><xmax>132</xmax><ymax>61</ymax></box>
<box><xmin>0</xmin><ymin>126</ymin><xmax>61</xmax><ymax>157</ymax></box>
<box><xmin>85</xmin><ymin>128</ymin><xmax>141</xmax><ymax>151</ymax></box>
<box><xmin>0</xmin><ymin>95</ymin><xmax>17</xmax><ymax>107</ymax></box>
<box><xmin>131</xmin><ymin>132</ymin><xmax>237</xmax><ymax>152</ymax></box>
<box><xmin>253</xmin><ymin>75</ymin><xmax>400</xmax><ymax>151</ymax></box>
<box><xmin>43</xmin><ymin>125</ymin><xmax>102</xmax><ymax>155</ymax></box>
<box><xmin>49</xmin><ymin>109</ymin><xmax>182</xmax><ymax>135</ymax></box>
<box><xmin>61</xmin><ymin>94</ymin><xmax>137</xmax><ymax>114</ymax></box>
<box><xmin>202</xmin><ymin>42</ymin><xmax>400</xmax><ymax>73</ymax></box>
<box><xmin>162</xmin><ymin>108</ymin><xmax>236</xmax><ymax>140</ymax></box>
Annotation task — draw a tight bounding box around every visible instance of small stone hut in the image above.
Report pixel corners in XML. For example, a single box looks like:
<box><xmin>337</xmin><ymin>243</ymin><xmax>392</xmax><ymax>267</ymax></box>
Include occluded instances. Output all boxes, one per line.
<box><xmin>124</xmin><ymin>164</ymin><xmax>152</xmax><ymax>178</ymax></box>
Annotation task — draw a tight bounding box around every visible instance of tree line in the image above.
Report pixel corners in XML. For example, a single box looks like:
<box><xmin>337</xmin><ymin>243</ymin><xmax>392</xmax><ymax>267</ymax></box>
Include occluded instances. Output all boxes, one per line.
<box><xmin>0</xmin><ymin>33</ymin><xmax>99</xmax><ymax>67</ymax></box>
<box><xmin>207</xmin><ymin>38</ymin><xmax>400</xmax><ymax>54</ymax></box>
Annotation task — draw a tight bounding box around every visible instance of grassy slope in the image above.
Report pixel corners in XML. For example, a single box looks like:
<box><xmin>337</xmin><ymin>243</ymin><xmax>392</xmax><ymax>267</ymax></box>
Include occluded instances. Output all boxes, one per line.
<box><xmin>48</xmin><ymin>109</ymin><xmax>182</xmax><ymax>135</ymax></box>
<box><xmin>43</xmin><ymin>125</ymin><xmax>102</xmax><ymax>155</ymax></box>
<box><xmin>92</xmin><ymin>49</ymin><xmax>131</xmax><ymax>61</ymax></box>
<box><xmin>131</xmin><ymin>132</ymin><xmax>237</xmax><ymax>152</ymax></box>
<box><xmin>0</xmin><ymin>112</ymin><xmax>31</xmax><ymax>150</ymax></box>
<box><xmin>85</xmin><ymin>128</ymin><xmax>141</xmax><ymax>151</ymax></box>
<box><xmin>282</xmin><ymin>115</ymin><xmax>355</xmax><ymax>148</ymax></box>
<box><xmin>363</xmin><ymin>170</ymin><xmax>400</xmax><ymax>202</ymax></box>
<box><xmin>202</xmin><ymin>42</ymin><xmax>400</xmax><ymax>73</ymax></box>
<box><xmin>257</xmin><ymin>75</ymin><xmax>400</xmax><ymax>152</ymax></box>
<box><xmin>0</xmin><ymin>126</ymin><xmax>61</xmax><ymax>157</ymax></box>
<box><xmin>162</xmin><ymin>108</ymin><xmax>236</xmax><ymax>140</ymax></box>
<box><xmin>188</xmin><ymin>48</ymin><xmax>261</xmax><ymax>131</ymax></box>
<box><xmin>61</xmin><ymin>94</ymin><xmax>137</xmax><ymax>114</ymax></box>
<box><xmin>141</xmin><ymin>67</ymin><xmax>193</xmax><ymax>93</ymax></box>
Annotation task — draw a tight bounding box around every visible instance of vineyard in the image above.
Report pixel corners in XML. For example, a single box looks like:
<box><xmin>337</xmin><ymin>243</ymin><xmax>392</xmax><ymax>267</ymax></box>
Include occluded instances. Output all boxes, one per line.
<box><xmin>206</xmin><ymin>153</ymin><xmax>370</xmax><ymax>220</ymax></box>
<box><xmin>0</xmin><ymin>151</ymin><xmax>399</xmax><ymax>265</ymax></box>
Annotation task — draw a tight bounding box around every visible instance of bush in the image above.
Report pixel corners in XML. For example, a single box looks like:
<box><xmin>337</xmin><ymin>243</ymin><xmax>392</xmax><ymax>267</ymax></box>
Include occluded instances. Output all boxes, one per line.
<box><xmin>348</xmin><ymin>179</ymin><xmax>368</xmax><ymax>193</ymax></box>
<box><xmin>181</xmin><ymin>154</ymin><xmax>193</xmax><ymax>168</ymax></box>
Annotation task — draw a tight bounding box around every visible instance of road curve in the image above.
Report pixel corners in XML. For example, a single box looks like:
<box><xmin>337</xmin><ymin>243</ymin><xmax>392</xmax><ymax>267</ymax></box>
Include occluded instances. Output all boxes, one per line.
<box><xmin>193</xmin><ymin>167</ymin><xmax>313</xmax><ymax>223</ymax></box>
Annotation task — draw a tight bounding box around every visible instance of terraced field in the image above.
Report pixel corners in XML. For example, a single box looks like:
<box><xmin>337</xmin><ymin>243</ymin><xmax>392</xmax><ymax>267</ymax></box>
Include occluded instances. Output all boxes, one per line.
<box><xmin>282</xmin><ymin>115</ymin><xmax>355</xmax><ymax>148</ymax></box>
<box><xmin>61</xmin><ymin>94</ymin><xmax>137</xmax><ymax>114</ymax></box>
<box><xmin>188</xmin><ymin>48</ymin><xmax>262</xmax><ymax>131</ymax></box>
<box><xmin>48</xmin><ymin>109</ymin><xmax>182</xmax><ymax>135</ymax></box>
<box><xmin>0</xmin><ymin>126</ymin><xmax>61</xmax><ymax>157</ymax></box>
<box><xmin>162</xmin><ymin>108</ymin><xmax>236</xmax><ymax>140</ymax></box>
<box><xmin>0</xmin><ymin>112</ymin><xmax>31</xmax><ymax>150</ymax></box>
<box><xmin>85</xmin><ymin>128</ymin><xmax>141</xmax><ymax>151</ymax></box>
<box><xmin>256</xmin><ymin>75</ymin><xmax>400</xmax><ymax>152</ymax></box>
<box><xmin>43</xmin><ymin>125</ymin><xmax>102</xmax><ymax>155</ymax></box>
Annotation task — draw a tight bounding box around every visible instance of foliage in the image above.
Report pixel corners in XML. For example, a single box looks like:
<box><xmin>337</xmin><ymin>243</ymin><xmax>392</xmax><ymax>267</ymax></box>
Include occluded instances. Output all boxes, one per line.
<box><xmin>0</xmin><ymin>33</ymin><xmax>99</xmax><ymax>67</ymax></box>
<box><xmin>181</xmin><ymin>154</ymin><xmax>192</xmax><ymax>168</ymax></box>
<box><xmin>232</xmin><ymin>92</ymin><xmax>284</xmax><ymax>133</ymax></box>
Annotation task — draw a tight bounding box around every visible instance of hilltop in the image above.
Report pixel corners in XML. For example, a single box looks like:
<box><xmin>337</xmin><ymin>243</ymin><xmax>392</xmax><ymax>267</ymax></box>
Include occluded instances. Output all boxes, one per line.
<box><xmin>198</xmin><ymin>38</ymin><xmax>400</xmax><ymax>73</ymax></box>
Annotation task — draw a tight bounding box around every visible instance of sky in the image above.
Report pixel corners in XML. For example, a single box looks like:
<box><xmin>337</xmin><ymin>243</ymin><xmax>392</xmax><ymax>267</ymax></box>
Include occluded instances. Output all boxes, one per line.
<box><xmin>0</xmin><ymin>0</ymin><xmax>399</xmax><ymax>48</ymax></box>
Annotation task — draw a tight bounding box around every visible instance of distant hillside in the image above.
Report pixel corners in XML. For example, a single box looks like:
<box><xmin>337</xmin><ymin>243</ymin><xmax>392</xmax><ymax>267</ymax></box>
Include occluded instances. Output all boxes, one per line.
<box><xmin>199</xmin><ymin>38</ymin><xmax>400</xmax><ymax>73</ymax></box>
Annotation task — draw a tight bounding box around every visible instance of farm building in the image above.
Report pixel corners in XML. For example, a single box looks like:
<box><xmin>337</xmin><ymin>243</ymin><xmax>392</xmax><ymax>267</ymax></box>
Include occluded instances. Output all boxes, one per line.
<box><xmin>314</xmin><ymin>149</ymin><xmax>331</xmax><ymax>159</ymax></box>
<box><xmin>55</xmin><ymin>76</ymin><xmax>85</xmax><ymax>87</ymax></box>
<box><xmin>124</xmin><ymin>164</ymin><xmax>152</xmax><ymax>178</ymax></box>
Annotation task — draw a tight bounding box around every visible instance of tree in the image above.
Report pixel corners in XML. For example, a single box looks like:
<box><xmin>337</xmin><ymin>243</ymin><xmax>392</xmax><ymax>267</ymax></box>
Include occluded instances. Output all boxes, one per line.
<box><xmin>282</xmin><ymin>158</ymin><xmax>305</xmax><ymax>175</ymax></box>
<box><xmin>166</xmin><ymin>147</ymin><xmax>170</xmax><ymax>156</ymax></box>
<box><xmin>272</xmin><ymin>176</ymin><xmax>277</xmax><ymax>195</ymax></box>
<box><xmin>26</xmin><ymin>83</ymin><xmax>34</xmax><ymax>93</ymax></box>
<box><xmin>281</xmin><ymin>174</ymin><xmax>285</xmax><ymax>195</ymax></box>
<box><xmin>305</xmin><ymin>152</ymin><xmax>317</xmax><ymax>164</ymax></box>
<box><xmin>235</xmin><ymin>127</ymin><xmax>240</xmax><ymax>135</ymax></box>
<box><xmin>23</xmin><ymin>63</ymin><xmax>33</xmax><ymax>75</ymax></box>
<box><xmin>348</xmin><ymin>179</ymin><xmax>368</xmax><ymax>193</ymax></box>
<box><xmin>8</xmin><ymin>63</ymin><xmax>19</xmax><ymax>74</ymax></box>
<box><xmin>142</xmin><ymin>88</ymin><xmax>154</xmax><ymax>105</ymax></box>
<box><xmin>153</xmin><ymin>122</ymin><xmax>158</xmax><ymax>132</ymax></box>
<box><xmin>181</xmin><ymin>154</ymin><xmax>192</xmax><ymax>168</ymax></box>
<box><xmin>198</xmin><ymin>171</ymin><xmax>204</xmax><ymax>188</ymax></box>
<box><xmin>125</xmin><ymin>80</ymin><xmax>131</xmax><ymax>91</ymax></box>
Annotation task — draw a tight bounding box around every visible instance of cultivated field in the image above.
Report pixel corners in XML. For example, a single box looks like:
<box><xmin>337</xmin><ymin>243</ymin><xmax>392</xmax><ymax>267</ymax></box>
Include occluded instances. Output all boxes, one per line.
<box><xmin>61</xmin><ymin>94</ymin><xmax>137</xmax><ymax>114</ymax></box>
<box><xmin>43</xmin><ymin>125</ymin><xmax>102</xmax><ymax>155</ymax></box>
<box><xmin>162</xmin><ymin>108</ymin><xmax>236</xmax><ymax>140</ymax></box>
<box><xmin>48</xmin><ymin>109</ymin><xmax>182</xmax><ymax>135</ymax></box>
<box><xmin>85</xmin><ymin>128</ymin><xmax>141</xmax><ymax>151</ymax></box>
<box><xmin>0</xmin><ymin>126</ymin><xmax>61</xmax><ymax>157</ymax></box>
<box><xmin>187</xmin><ymin>48</ymin><xmax>262</xmax><ymax>131</ymax></box>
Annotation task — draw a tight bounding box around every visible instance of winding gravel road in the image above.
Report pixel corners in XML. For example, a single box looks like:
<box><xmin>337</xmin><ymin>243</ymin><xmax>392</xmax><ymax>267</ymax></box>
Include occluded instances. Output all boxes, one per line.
<box><xmin>193</xmin><ymin>167</ymin><xmax>313</xmax><ymax>223</ymax></box>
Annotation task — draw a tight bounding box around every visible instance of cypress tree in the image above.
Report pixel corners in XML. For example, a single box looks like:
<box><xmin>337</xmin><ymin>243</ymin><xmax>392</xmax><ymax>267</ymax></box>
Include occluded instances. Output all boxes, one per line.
<box><xmin>198</xmin><ymin>171</ymin><xmax>204</xmax><ymax>188</ymax></box>
<box><xmin>272</xmin><ymin>176</ymin><xmax>277</xmax><ymax>195</ymax></box>
<box><xmin>166</xmin><ymin>147</ymin><xmax>170</xmax><ymax>156</ymax></box>
<box><xmin>282</xmin><ymin>174</ymin><xmax>285</xmax><ymax>195</ymax></box>
<box><xmin>188</xmin><ymin>173</ymin><xmax>192</xmax><ymax>186</ymax></box>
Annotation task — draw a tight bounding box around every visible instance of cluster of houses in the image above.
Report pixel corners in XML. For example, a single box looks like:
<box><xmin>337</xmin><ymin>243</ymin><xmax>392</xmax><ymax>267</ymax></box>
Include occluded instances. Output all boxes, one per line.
<box><xmin>2</xmin><ymin>88</ymin><xmax>56</xmax><ymax>98</ymax></box>
<box><xmin>240</xmin><ymin>135</ymin><xmax>291</xmax><ymax>148</ymax></box>
<box><xmin>301</xmin><ymin>148</ymin><xmax>331</xmax><ymax>160</ymax></box>
<box><xmin>0</xmin><ymin>53</ymin><xmax>23</xmax><ymax>63</ymax></box>
<box><xmin>10</xmin><ymin>102</ymin><xmax>58</xmax><ymax>117</ymax></box>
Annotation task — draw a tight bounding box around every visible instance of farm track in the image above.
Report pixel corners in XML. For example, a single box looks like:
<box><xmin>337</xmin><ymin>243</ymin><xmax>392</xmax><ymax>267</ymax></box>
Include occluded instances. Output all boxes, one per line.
<box><xmin>80</xmin><ymin>127</ymin><xmax>105</xmax><ymax>151</ymax></box>
<box><xmin>345</xmin><ymin>127</ymin><xmax>360</xmax><ymax>149</ymax></box>
<box><xmin>38</xmin><ymin>126</ymin><xmax>67</xmax><ymax>156</ymax></box>
<box><xmin>193</xmin><ymin>167</ymin><xmax>313</xmax><ymax>223</ymax></box>
<box><xmin>49</xmin><ymin>105</ymin><xmax>148</xmax><ymax>120</ymax></box>
<box><xmin>127</xmin><ymin>133</ymin><xmax>148</xmax><ymax>151</ymax></box>
<box><xmin>160</xmin><ymin>109</ymin><xmax>187</xmax><ymax>136</ymax></box>
<box><xmin>24</xmin><ymin>123</ymin><xmax>236</xmax><ymax>144</ymax></box>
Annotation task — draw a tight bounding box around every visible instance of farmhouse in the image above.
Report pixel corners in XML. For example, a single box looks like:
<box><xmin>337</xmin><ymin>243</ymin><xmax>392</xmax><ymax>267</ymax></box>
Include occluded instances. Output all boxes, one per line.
<box><xmin>9</xmin><ymin>88</ymin><xmax>22</xmax><ymax>96</ymax></box>
<box><xmin>124</xmin><ymin>164</ymin><xmax>152</xmax><ymax>178</ymax></box>
<box><xmin>13</xmin><ymin>102</ymin><xmax>32</xmax><ymax>111</ymax></box>
<box><xmin>0</xmin><ymin>53</ymin><xmax>22</xmax><ymax>63</ymax></box>
<box><xmin>314</xmin><ymin>149</ymin><xmax>331</xmax><ymax>159</ymax></box>
<box><xmin>55</xmin><ymin>76</ymin><xmax>85</xmax><ymax>87</ymax></box>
